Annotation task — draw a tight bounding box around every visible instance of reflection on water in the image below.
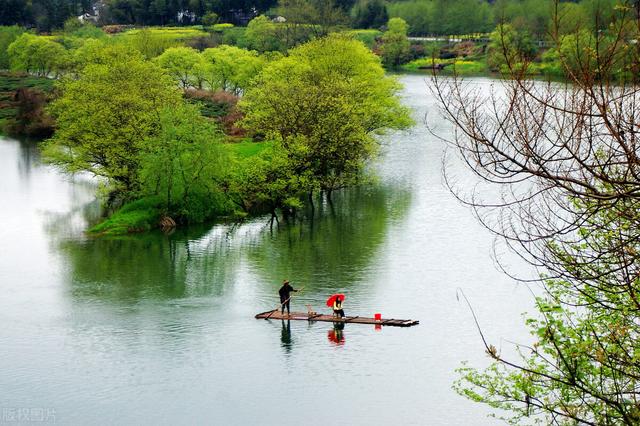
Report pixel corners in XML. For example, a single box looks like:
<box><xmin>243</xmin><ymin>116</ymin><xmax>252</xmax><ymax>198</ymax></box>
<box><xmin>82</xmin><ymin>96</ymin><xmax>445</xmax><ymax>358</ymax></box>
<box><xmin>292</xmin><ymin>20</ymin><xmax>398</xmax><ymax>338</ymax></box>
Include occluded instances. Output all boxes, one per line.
<box><xmin>327</xmin><ymin>322</ymin><xmax>345</xmax><ymax>346</ymax></box>
<box><xmin>280</xmin><ymin>320</ymin><xmax>293</xmax><ymax>354</ymax></box>
<box><xmin>0</xmin><ymin>75</ymin><xmax>537</xmax><ymax>425</ymax></box>
<box><xmin>53</xmin><ymin>183</ymin><xmax>410</xmax><ymax>308</ymax></box>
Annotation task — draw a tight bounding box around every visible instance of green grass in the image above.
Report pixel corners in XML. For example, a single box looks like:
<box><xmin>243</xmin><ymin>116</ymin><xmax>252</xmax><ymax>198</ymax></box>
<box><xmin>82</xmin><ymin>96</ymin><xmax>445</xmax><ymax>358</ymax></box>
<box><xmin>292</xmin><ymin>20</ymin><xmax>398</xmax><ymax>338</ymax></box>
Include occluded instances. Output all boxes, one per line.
<box><xmin>115</xmin><ymin>26</ymin><xmax>208</xmax><ymax>40</ymax></box>
<box><xmin>88</xmin><ymin>196</ymin><xmax>164</xmax><ymax>236</ymax></box>
<box><xmin>224</xmin><ymin>140</ymin><xmax>271</xmax><ymax>159</ymax></box>
<box><xmin>211</xmin><ymin>23</ymin><xmax>234</xmax><ymax>32</ymax></box>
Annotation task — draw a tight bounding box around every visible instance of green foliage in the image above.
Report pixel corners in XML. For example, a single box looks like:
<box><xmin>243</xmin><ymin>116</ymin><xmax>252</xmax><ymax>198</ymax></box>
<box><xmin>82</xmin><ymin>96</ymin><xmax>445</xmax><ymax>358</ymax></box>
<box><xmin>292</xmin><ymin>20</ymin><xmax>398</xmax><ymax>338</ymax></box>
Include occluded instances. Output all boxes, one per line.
<box><xmin>66</xmin><ymin>23</ymin><xmax>106</xmax><ymax>39</ymax></box>
<box><xmin>0</xmin><ymin>72</ymin><xmax>55</xmax><ymax>92</ymax></box>
<box><xmin>245</xmin><ymin>15</ymin><xmax>282</xmax><ymax>52</ymax></box>
<box><xmin>277</xmin><ymin>0</ymin><xmax>350</xmax><ymax>37</ymax></box>
<box><xmin>225</xmin><ymin>144</ymin><xmax>312</xmax><ymax>213</ymax></box>
<box><xmin>242</xmin><ymin>34</ymin><xmax>412</xmax><ymax>195</ymax></box>
<box><xmin>114</xmin><ymin>27</ymin><xmax>207</xmax><ymax>59</ymax></box>
<box><xmin>44</xmin><ymin>49</ymin><xmax>182</xmax><ymax>196</ymax></box>
<box><xmin>386</xmin><ymin>1</ymin><xmax>432</xmax><ymax>36</ymax></box>
<box><xmin>155</xmin><ymin>46</ymin><xmax>205</xmax><ymax>89</ymax></box>
<box><xmin>138</xmin><ymin>104</ymin><xmax>231</xmax><ymax>222</ymax></box>
<box><xmin>201</xmin><ymin>12</ymin><xmax>219</xmax><ymax>27</ymax></box>
<box><xmin>221</xmin><ymin>27</ymin><xmax>248</xmax><ymax>47</ymax></box>
<box><xmin>388</xmin><ymin>0</ymin><xmax>492</xmax><ymax>36</ymax></box>
<box><xmin>343</xmin><ymin>29</ymin><xmax>381</xmax><ymax>48</ymax></box>
<box><xmin>487</xmin><ymin>24</ymin><xmax>537</xmax><ymax>72</ymax></box>
<box><xmin>553</xmin><ymin>1</ymin><xmax>590</xmax><ymax>34</ymax></box>
<box><xmin>0</xmin><ymin>26</ymin><xmax>25</xmax><ymax>70</ymax></box>
<box><xmin>455</xmin><ymin>207</ymin><xmax>640</xmax><ymax>424</ymax></box>
<box><xmin>556</xmin><ymin>29</ymin><xmax>598</xmax><ymax>77</ymax></box>
<box><xmin>7</xmin><ymin>33</ymin><xmax>70</xmax><ymax>77</ymax></box>
<box><xmin>380</xmin><ymin>17</ymin><xmax>411</xmax><ymax>68</ymax></box>
<box><xmin>351</xmin><ymin>0</ymin><xmax>388</xmax><ymax>29</ymax></box>
<box><xmin>62</xmin><ymin>17</ymin><xmax>83</xmax><ymax>33</ymax></box>
<box><xmin>200</xmin><ymin>45</ymin><xmax>266</xmax><ymax>94</ymax></box>
<box><xmin>1</xmin><ymin>0</ymin><xmax>90</xmax><ymax>31</ymax></box>
<box><xmin>225</xmin><ymin>140</ymin><xmax>271</xmax><ymax>158</ymax></box>
<box><xmin>492</xmin><ymin>0</ymin><xmax>551</xmax><ymax>38</ymax></box>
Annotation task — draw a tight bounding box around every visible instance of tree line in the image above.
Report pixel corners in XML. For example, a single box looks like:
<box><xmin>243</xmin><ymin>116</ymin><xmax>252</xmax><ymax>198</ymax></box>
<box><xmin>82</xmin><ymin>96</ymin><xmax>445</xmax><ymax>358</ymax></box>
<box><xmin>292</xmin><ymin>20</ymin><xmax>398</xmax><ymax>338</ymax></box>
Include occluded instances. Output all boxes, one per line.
<box><xmin>0</xmin><ymin>0</ymin><xmax>624</xmax><ymax>36</ymax></box>
<box><xmin>0</xmin><ymin>24</ymin><xmax>411</xmax><ymax>232</ymax></box>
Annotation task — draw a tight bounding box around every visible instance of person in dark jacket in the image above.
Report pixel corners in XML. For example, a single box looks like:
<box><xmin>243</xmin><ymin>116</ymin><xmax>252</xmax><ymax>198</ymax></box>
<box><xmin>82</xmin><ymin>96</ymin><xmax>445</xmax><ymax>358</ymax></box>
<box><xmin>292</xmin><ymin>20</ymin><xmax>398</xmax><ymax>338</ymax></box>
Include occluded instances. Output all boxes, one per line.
<box><xmin>278</xmin><ymin>279</ymin><xmax>298</xmax><ymax>316</ymax></box>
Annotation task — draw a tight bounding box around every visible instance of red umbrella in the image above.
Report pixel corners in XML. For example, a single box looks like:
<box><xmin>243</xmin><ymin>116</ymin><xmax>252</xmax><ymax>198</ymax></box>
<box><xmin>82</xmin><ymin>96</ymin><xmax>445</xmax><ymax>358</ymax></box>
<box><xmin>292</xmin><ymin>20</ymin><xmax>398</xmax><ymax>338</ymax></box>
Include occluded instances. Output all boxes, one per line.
<box><xmin>326</xmin><ymin>293</ymin><xmax>345</xmax><ymax>307</ymax></box>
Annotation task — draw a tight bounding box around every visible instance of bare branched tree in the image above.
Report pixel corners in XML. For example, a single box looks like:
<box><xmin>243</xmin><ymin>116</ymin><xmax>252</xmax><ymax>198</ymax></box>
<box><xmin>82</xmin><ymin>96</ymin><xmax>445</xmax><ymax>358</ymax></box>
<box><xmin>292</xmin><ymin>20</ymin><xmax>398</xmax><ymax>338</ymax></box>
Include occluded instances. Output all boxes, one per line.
<box><xmin>432</xmin><ymin>1</ymin><xmax>640</xmax><ymax>424</ymax></box>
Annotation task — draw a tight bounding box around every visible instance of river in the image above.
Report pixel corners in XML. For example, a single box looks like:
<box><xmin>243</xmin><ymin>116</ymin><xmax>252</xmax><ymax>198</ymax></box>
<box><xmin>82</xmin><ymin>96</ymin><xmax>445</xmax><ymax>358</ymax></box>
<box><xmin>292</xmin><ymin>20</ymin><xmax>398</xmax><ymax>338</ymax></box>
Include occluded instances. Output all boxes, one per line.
<box><xmin>0</xmin><ymin>75</ymin><xmax>535</xmax><ymax>425</ymax></box>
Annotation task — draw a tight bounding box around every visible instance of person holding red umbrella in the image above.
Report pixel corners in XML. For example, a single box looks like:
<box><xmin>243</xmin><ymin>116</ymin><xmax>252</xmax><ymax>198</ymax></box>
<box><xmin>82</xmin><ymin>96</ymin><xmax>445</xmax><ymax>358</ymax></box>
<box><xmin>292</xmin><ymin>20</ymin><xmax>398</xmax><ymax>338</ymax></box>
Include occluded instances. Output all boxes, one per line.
<box><xmin>326</xmin><ymin>293</ymin><xmax>345</xmax><ymax>318</ymax></box>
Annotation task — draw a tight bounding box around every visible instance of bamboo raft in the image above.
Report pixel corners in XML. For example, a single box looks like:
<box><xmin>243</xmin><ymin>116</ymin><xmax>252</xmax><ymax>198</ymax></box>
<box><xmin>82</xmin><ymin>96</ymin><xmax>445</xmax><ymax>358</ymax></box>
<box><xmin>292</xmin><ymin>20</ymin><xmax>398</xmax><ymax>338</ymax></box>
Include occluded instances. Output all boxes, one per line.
<box><xmin>255</xmin><ymin>310</ymin><xmax>419</xmax><ymax>327</ymax></box>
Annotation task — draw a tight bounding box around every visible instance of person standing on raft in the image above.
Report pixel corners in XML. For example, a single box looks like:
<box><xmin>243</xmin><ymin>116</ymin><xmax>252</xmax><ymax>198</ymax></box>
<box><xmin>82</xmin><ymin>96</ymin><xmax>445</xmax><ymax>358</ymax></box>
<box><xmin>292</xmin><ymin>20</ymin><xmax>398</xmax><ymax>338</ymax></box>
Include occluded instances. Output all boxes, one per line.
<box><xmin>279</xmin><ymin>280</ymin><xmax>298</xmax><ymax>316</ymax></box>
<box><xmin>333</xmin><ymin>296</ymin><xmax>345</xmax><ymax>318</ymax></box>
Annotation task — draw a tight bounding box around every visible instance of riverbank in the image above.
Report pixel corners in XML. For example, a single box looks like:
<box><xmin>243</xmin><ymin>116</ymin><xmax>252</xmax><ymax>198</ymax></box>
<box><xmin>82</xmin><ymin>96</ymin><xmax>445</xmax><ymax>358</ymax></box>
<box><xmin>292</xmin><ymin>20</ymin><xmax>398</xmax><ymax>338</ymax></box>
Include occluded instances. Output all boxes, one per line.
<box><xmin>88</xmin><ymin>140</ymin><xmax>271</xmax><ymax>236</ymax></box>
<box><xmin>0</xmin><ymin>72</ymin><xmax>54</xmax><ymax>136</ymax></box>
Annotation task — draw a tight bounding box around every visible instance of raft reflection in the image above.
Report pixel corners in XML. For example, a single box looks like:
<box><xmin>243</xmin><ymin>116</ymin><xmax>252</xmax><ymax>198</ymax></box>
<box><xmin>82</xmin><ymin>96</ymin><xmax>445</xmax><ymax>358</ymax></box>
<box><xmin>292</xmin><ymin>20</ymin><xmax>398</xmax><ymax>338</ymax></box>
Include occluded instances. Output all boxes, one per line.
<box><xmin>280</xmin><ymin>320</ymin><xmax>293</xmax><ymax>354</ymax></box>
<box><xmin>327</xmin><ymin>322</ymin><xmax>345</xmax><ymax>346</ymax></box>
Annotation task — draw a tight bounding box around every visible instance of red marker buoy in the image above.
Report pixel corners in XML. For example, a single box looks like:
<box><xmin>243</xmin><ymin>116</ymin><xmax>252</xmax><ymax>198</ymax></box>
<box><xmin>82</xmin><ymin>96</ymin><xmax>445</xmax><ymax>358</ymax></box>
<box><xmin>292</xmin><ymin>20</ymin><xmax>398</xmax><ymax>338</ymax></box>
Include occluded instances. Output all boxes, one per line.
<box><xmin>374</xmin><ymin>313</ymin><xmax>382</xmax><ymax>321</ymax></box>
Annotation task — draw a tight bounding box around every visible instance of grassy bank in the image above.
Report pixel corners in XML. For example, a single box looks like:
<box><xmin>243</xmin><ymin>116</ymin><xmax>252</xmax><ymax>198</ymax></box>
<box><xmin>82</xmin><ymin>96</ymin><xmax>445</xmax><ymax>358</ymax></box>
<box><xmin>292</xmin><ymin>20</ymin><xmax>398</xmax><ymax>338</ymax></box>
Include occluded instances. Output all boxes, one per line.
<box><xmin>88</xmin><ymin>140</ymin><xmax>271</xmax><ymax>236</ymax></box>
<box><xmin>401</xmin><ymin>57</ymin><xmax>488</xmax><ymax>75</ymax></box>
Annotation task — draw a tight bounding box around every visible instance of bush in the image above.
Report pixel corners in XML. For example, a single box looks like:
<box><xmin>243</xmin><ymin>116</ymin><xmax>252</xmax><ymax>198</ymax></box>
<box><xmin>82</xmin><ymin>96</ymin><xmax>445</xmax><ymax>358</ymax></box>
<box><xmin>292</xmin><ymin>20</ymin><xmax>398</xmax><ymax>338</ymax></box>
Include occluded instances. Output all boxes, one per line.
<box><xmin>221</xmin><ymin>27</ymin><xmax>247</xmax><ymax>47</ymax></box>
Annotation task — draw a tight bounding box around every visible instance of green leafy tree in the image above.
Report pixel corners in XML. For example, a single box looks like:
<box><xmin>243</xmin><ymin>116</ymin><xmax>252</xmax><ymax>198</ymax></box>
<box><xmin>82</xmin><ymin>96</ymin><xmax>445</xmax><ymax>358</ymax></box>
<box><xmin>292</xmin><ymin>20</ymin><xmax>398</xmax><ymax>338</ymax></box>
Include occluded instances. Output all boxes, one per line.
<box><xmin>201</xmin><ymin>11</ymin><xmax>219</xmax><ymax>26</ymax></box>
<box><xmin>139</xmin><ymin>104</ymin><xmax>229</xmax><ymax>222</ymax></box>
<box><xmin>277</xmin><ymin>0</ymin><xmax>349</xmax><ymax>40</ymax></box>
<box><xmin>226</xmin><ymin>145</ymin><xmax>313</xmax><ymax>215</ymax></box>
<box><xmin>351</xmin><ymin>0</ymin><xmax>388</xmax><ymax>29</ymax></box>
<box><xmin>44</xmin><ymin>48</ymin><xmax>182</xmax><ymax>198</ymax></box>
<box><xmin>380</xmin><ymin>17</ymin><xmax>410</xmax><ymax>68</ymax></box>
<box><xmin>155</xmin><ymin>46</ymin><xmax>205</xmax><ymax>89</ymax></box>
<box><xmin>241</xmin><ymin>34</ymin><xmax>412</xmax><ymax>195</ymax></box>
<box><xmin>245</xmin><ymin>15</ymin><xmax>282</xmax><ymax>52</ymax></box>
<box><xmin>200</xmin><ymin>45</ymin><xmax>265</xmax><ymax>94</ymax></box>
<box><xmin>0</xmin><ymin>25</ymin><xmax>25</xmax><ymax>70</ymax></box>
<box><xmin>7</xmin><ymin>33</ymin><xmax>70</xmax><ymax>77</ymax></box>
<box><xmin>487</xmin><ymin>23</ymin><xmax>537</xmax><ymax>72</ymax></box>
<box><xmin>386</xmin><ymin>1</ymin><xmax>431</xmax><ymax>35</ymax></box>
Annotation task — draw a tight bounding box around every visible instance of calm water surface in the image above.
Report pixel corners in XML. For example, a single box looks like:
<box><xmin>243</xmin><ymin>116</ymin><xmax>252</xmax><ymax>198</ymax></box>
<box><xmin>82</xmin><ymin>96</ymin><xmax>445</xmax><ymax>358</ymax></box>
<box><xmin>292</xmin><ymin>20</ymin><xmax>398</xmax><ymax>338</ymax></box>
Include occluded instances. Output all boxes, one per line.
<box><xmin>1</xmin><ymin>75</ymin><xmax>535</xmax><ymax>425</ymax></box>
